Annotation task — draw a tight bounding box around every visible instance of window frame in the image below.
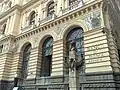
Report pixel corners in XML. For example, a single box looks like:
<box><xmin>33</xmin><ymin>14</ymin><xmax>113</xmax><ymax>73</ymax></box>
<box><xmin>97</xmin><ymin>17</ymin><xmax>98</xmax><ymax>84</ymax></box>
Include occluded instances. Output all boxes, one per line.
<box><xmin>21</xmin><ymin>44</ymin><xmax>31</xmax><ymax>79</ymax></box>
<box><xmin>47</xmin><ymin>1</ymin><xmax>55</xmax><ymax>16</ymax></box>
<box><xmin>41</xmin><ymin>37</ymin><xmax>53</xmax><ymax>76</ymax></box>
<box><xmin>29</xmin><ymin>11</ymin><xmax>36</xmax><ymax>25</ymax></box>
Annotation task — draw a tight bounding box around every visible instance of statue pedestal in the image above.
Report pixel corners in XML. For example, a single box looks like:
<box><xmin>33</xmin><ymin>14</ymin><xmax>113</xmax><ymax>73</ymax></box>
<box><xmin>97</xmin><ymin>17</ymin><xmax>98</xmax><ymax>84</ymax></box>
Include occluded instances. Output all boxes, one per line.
<box><xmin>69</xmin><ymin>68</ymin><xmax>79</xmax><ymax>90</ymax></box>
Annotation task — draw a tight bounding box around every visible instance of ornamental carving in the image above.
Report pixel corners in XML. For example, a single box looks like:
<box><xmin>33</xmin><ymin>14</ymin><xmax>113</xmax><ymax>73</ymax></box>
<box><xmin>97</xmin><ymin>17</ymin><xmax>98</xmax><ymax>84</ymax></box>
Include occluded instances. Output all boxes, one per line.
<box><xmin>55</xmin><ymin>26</ymin><xmax>61</xmax><ymax>35</ymax></box>
<box><xmin>10</xmin><ymin>43</ymin><xmax>19</xmax><ymax>52</ymax></box>
<box><xmin>84</xmin><ymin>11</ymin><xmax>101</xmax><ymax>30</ymax></box>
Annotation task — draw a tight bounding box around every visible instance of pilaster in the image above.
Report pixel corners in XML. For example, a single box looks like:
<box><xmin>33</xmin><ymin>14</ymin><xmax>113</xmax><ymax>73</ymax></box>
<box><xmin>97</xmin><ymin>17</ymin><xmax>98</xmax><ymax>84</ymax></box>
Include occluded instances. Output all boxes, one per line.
<box><xmin>51</xmin><ymin>39</ymin><xmax>64</xmax><ymax>76</ymax></box>
<box><xmin>27</xmin><ymin>47</ymin><xmax>39</xmax><ymax>79</ymax></box>
<box><xmin>5</xmin><ymin>16</ymin><xmax>10</xmax><ymax>35</ymax></box>
<box><xmin>106</xmin><ymin>29</ymin><xmax>120</xmax><ymax>72</ymax></box>
<box><xmin>10</xmin><ymin>12</ymin><xmax>21</xmax><ymax>35</ymax></box>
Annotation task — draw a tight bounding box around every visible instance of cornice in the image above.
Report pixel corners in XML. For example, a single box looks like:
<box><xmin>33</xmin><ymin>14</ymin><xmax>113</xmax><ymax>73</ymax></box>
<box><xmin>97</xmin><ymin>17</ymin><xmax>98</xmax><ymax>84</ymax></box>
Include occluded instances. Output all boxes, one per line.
<box><xmin>15</xmin><ymin>0</ymin><xmax>103</xmax><ymax>41</ymax></box>
<box><xmin>0</xmin><ymin>34</ymin><xmax>15</xmax><ymax>42</ymax></box>
<box><xmin>22</xmin><ymin>0</ymin><xmax>39</xmax><ymax>10</ymax></box>
<box><xmin>0</xmin><ymin>4</ymin><xmax>21</xmax><ymax>19</ymax></box>
<box><xmin>0</xmin><ymin>0</ymin><xmax>40</xmax><ymax>20</ymax></box>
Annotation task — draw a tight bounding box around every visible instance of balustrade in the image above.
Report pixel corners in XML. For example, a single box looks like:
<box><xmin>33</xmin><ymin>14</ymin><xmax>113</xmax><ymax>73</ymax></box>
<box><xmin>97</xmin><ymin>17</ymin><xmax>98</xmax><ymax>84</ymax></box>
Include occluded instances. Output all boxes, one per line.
<box><xmin>62</xmin><ymin>1</ymin><xmax>84</xmax><ymax>14</ymax></box>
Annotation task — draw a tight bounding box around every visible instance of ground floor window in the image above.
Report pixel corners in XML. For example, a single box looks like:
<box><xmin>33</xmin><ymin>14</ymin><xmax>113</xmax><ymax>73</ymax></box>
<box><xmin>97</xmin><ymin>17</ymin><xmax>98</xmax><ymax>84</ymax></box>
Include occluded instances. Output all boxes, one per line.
<box><xmin>40</xmin><ymin>37</ymin><xmax>53</xmax><ymax>76</ymax></box>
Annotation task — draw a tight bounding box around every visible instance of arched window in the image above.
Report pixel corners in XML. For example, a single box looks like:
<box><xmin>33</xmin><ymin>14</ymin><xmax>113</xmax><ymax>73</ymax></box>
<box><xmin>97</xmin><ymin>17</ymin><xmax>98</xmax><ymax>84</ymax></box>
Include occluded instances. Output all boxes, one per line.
<box><xmin>66</xmin><ymin>27</ymin><xmax>84</xmax><ymax>71</ymax></box>
<box><xmin>29</xmin><ymin>11</ymin><xmax>35</xmax><ymax>25</ymax></box>
<box><xmin>41</xmin><ymin>37</ymin><xmax>53</xmax><ymax>76</ymax></box>
<box><xmin>2</xmin><ymin>24</ymin><xmax>6</xmax><ymax>34</ymax></box>
<box><xmin>21</xmin><ymin>43</ymin><xmax>31</xmax><ymax>79</ymax></box>
<box><xmin>47</xmin><ymin>2</ymin><xmax>54</xmax><ymax>16</ymax></box>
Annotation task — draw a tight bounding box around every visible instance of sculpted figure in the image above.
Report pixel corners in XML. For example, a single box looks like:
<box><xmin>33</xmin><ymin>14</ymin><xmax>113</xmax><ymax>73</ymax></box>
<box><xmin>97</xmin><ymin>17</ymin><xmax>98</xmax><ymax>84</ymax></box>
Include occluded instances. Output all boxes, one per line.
<box><xmin>69</xmin><ymin>42</ymin><xmax>76</xmax><ymax>72</ymax></box>
<box><xmin>69</xmin><ymin>42</ymin><xmax>84</xmax><ymax>71</ymax></box>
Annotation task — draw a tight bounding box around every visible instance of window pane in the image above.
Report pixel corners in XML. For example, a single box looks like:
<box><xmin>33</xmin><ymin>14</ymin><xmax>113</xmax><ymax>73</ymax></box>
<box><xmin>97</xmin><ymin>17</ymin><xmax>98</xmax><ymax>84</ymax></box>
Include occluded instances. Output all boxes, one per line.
<box><xmin>43</xmin><ymin>37</ymin><xmax>53</xmax><ymax>56</ymax></box>
<box><xmin>66</xmin><ymin>27</ymin><xmax>84</xmax><ymax>58</ymax></box>
<box><xmin>41</xmin><ymin>37</ymin><xmax>53</xmax><ymax>76</ymax></box>
<box><xmin>22</xmin><ymin>44</ymin><xmax>31</xmax><ymax>78</ymax></box>
<box><xmin>48</xmin><ymin>2</ymin><xmax>54</xmax><ymax>16</ymax></box>
<box><xmin>29</xmin><ymin>11</ymin><xmax>35</xmax><ymax>25</ymax></box>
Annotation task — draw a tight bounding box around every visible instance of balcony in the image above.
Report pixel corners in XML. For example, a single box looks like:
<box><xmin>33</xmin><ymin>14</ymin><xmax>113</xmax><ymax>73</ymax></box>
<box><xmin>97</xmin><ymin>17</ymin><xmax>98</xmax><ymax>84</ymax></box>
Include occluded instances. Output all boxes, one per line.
<box><xmin>21</xmin><ymin>14</ymin><xmax>57</xmax><ymax>32</ymax></box>
<box><xmin>62</xmin><ymin>1</ymin><xmax>84</xmax><ymax>14</ymax></box>
<box><xmin>21</xmin><ymin>24</ymin><xmax>36</xmax><ymax>32</ymax></box>
<box><xmin>40</xmin><ymin>14</ymin><xmax>57</xmax><ymax>25</ymax></box>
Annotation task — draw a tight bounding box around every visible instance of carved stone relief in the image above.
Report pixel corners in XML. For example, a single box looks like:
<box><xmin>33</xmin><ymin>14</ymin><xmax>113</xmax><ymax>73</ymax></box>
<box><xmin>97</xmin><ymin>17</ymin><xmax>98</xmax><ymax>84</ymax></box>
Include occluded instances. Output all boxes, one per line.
<box><xmin>11</xmin><ymin>43</ymin><xmax>19</xmax><ymax>52</ymax></box>
<box><xmin>33</xmin><ymin>36</ymin><xmax>39</xmax><ymax>47</ymax></box>
<box><xmin>55</xmin><ymin>26</ymin><xmax>61</xmax><ymax>35</ymax></box>
<box><xmin>2</xmin><ymin>43</ymin><xmax>9</xmax><ymax>52</ymax></box>
<box><xmin>84</xmin><ymin>11</ymin><xmax>101</xmax><ymax>30</ymax></box>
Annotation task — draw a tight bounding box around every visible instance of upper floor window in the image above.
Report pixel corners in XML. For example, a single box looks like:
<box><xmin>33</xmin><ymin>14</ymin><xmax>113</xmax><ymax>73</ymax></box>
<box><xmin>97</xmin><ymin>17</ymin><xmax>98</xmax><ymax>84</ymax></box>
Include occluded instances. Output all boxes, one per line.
<box><xmin>2</xmin><ymin>24</ymin><xmax>6</xmax><ymax>34</ymax></box>
<box><xmin>0</xmin><ymin>45</ymin><xmax>3</xmax><ymax>53</ymax></box>
<box><xmin>47</xmin><ymin>1</ymin><xmax>54</xmax><ymax>16</ymax></box>
<box><xmin>29</xmin><ymin>11</ymin><xmax>35</xmax><ymax>25</ymax></box>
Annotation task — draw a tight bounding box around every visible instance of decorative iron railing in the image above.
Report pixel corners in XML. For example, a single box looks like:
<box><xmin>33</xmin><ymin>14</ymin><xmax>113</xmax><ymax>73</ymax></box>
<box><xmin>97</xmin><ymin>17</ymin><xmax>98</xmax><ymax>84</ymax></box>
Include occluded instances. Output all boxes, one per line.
<box><xmin>40</xmin><ymin>14</ymin><xmax>56</xmax><ymax>24</ymax></box>
<box><xmin>62</xmin><ymin>1</ymin><xmax>84</xmax><ymax>14</ymax></box>
<box><xmin>21</xmin><ymin>24</ymin><xmax>36</xmax><ymax>32</ymax></box>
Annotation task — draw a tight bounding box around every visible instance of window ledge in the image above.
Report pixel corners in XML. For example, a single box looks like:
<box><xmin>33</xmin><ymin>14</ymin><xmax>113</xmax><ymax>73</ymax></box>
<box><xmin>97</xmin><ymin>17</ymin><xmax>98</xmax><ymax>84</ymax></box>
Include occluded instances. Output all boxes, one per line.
<box><xmin>40</xmin><ymin>14</ymin><xmax>57</xmax><ymax>25</ymax></box>
<box><xmin>21</xmin><ymin>24</ymin><xmax>37</xmax><ymax>33</ymax></box>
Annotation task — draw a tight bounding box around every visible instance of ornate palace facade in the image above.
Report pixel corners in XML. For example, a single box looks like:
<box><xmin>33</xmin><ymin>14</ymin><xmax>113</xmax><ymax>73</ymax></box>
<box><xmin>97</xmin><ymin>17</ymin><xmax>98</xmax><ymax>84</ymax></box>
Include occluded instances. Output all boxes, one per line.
<box><xmin>0</xmin><ymin>0</ymin><xmax>120</xmax><ymax>90</ymax></box>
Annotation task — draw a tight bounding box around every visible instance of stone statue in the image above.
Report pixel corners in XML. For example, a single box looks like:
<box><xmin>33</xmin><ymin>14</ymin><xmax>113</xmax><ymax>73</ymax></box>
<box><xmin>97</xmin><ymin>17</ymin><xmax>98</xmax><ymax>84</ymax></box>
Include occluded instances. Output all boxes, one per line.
<box><xmin>85</xmin><ymin>12</ymin><xmax>101</xmax><ymax>29</ymax></box>
<box><xmin>69</xmin><ymin>42</ymin><xmax>76</xmax><ymax>72</ymax></box>
<box><xmin>68</xmin><ymin>42</ymin><xmax>84</xmax><ymax>71</ymax></box>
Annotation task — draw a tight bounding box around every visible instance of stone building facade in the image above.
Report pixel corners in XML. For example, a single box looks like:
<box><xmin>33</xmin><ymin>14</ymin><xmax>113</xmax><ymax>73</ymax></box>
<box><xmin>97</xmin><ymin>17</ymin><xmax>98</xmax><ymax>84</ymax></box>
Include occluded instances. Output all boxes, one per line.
<box><xmin>0</xmin><ymin>0</ymin><xmax>120</xmax><ymax>90</ymax></box>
